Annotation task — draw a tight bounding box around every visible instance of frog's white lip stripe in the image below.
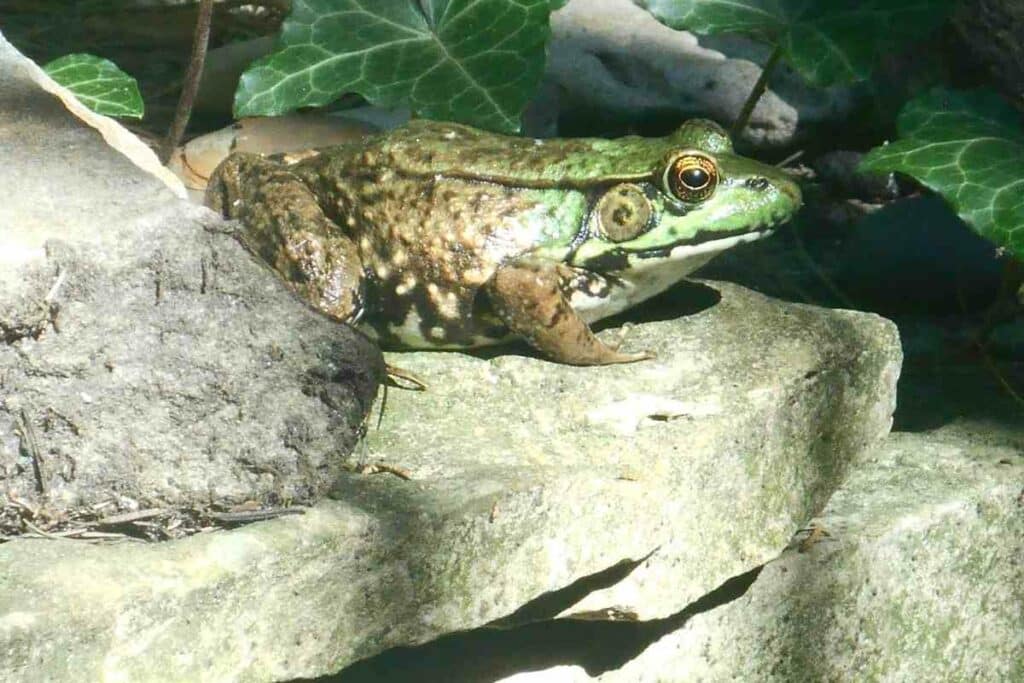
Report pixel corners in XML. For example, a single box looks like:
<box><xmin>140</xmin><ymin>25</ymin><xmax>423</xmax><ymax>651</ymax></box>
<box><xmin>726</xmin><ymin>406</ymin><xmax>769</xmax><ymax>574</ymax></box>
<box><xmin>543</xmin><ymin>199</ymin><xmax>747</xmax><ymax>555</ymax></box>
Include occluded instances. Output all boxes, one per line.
<box><xmin>626</xmin><ymin>227</ymin><xmax>775</xmax><ymax>262</ymax></box>
<box><xmin>662</xmin><ymin>228</ymin><xmax>772</xmax><ymax>260</ymax></box>
<box><xmin>570</xmin><ymin>228</ymin><xmax>776</xmax><ymax>325</ymax></box>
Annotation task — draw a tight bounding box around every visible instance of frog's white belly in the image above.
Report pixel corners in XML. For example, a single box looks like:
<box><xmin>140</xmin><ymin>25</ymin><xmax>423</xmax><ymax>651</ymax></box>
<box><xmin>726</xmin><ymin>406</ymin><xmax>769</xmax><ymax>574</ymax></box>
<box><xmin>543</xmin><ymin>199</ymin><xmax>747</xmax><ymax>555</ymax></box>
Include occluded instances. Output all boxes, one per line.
<box><xmin>570</xmin><ymin>230</ymin><xmax>771</xmax><ymax>323</ymax></box>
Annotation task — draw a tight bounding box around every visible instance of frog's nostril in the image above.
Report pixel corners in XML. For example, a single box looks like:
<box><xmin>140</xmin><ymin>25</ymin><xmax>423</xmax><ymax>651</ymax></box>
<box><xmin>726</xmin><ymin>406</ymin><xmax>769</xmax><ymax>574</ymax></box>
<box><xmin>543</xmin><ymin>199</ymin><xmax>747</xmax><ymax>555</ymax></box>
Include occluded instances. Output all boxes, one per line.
<box><xmin>745</xmin><ymin>177</ymin><xmax>771</xmax><ymax>191</ymax></box>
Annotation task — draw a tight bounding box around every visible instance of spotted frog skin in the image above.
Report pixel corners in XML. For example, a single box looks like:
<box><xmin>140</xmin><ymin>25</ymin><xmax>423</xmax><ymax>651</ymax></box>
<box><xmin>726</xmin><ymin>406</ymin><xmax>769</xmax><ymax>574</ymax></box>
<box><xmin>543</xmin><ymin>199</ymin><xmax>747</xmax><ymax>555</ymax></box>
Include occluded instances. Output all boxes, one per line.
<box><xmin>205</xmin><ymin>119</ymin><xmax>801</xmax><ymax>365</ymax></box>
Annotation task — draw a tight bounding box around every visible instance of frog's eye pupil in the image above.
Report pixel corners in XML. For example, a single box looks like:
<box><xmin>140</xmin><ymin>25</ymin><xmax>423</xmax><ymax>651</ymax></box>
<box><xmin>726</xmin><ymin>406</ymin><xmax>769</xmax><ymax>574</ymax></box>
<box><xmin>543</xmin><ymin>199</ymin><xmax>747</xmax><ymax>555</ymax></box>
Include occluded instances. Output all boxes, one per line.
<box><xmin>681</xmin><ymin>167</ymin><xmax>709</xmax><ymax>190</ymax></box>
<box><xmin>664</xmin><ymin>152</ymin><xmax>718</xmax><ymax>203</ymax></box>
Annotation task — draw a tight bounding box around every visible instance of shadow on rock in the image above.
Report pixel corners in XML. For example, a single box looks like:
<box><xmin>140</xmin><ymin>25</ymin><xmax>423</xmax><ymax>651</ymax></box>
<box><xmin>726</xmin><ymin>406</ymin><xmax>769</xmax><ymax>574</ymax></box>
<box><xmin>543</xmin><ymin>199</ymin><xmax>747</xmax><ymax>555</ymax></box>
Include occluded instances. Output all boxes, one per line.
<box><xmin>894</xmin><ymin>363</ymin><xmax>1024</xmax><ymax>434</ymax></box>
<box><xmin>297</xmin><ymin>566</ymin><xmax>762</xmax><ymax>683</ymax></box>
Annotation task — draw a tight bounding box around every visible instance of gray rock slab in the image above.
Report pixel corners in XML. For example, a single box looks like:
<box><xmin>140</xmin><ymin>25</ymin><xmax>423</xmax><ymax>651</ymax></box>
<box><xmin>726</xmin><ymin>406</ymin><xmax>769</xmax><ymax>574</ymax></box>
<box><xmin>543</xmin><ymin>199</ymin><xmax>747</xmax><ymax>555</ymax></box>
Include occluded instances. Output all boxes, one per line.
<box><xmin>360</xmin><ymin>282</ymin><xmax>900</xmax><ymax>625</ymax></box>
<box><xmin>1</xmin><ymin>280</ymin><xmax>900</xmax><ymax>681</ymax></box>
<box><xmin>529</xmin><ymin>0</ymin><xmax>854</xmax><ymax>145</ymax></box>
<box><xmin>0</xmin><ymin>34</ymin><xmax>381</xmax><ymax>516</ymax></box>
<box><xmin>508</xmin><ymin>427</ymin><xmax>1022</xmax><ymax>682</ymax></box>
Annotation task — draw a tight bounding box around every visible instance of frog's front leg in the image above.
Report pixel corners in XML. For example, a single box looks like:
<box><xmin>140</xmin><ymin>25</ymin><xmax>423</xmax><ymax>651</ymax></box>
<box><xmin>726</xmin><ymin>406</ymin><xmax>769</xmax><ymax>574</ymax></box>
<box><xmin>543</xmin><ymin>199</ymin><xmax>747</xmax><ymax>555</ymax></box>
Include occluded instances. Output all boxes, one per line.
<box><xmin>487</xmin><ymin>260</ymin><xmax>653</xmax><ymax>365</ymax></box>
<box><xmin>206</xmin><ymin>153</ymin><xmax>365</xmax><ymax>323</ymax></box>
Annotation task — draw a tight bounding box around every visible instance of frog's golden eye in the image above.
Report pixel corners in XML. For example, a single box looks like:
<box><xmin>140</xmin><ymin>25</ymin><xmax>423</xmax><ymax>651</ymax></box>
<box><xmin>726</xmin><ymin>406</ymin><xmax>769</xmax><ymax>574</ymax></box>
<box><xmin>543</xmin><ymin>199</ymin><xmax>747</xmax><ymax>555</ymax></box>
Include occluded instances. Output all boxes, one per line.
<box><xmin>595</xmin><ymin>183</ymin><xmax>653</xmax><ymax>243</ymax></box>
<box><xmin>663</xmin><ymin>151</ymin><xmax>718</xmax><ymax>203</ymax></box>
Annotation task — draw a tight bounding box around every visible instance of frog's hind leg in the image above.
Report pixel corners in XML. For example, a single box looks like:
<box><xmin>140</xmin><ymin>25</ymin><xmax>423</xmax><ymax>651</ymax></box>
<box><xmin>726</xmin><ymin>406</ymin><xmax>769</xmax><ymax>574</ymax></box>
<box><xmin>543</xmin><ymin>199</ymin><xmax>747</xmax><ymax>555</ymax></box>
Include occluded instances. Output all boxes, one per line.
<box><xmin>487</xmin><ymin>261</ymin><xmax>653</xmax><ymax>366</ymax></box>
<box><xmin>206</xmin><ymin>153</ymin><xmax>365</xmax><ymax>323</ymax></box>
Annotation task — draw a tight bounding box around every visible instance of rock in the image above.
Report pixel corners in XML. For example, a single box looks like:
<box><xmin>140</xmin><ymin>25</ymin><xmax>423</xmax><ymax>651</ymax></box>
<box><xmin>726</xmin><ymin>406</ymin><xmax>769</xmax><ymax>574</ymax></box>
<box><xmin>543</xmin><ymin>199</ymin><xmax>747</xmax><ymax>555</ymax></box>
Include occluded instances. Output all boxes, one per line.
<box><xmin>0</xmin><ymin>278</ymin><xmax>901</xmax><ymax>680</ymax></box>
<box><xmin>0</xmin><ymin>33</ymin><xmax>382</xmax><ymax>519</ymax></box>
<box><xmin>333</xmin><ymin>407</ymin><xmax>1022</xmax><ymax>683</ymax></box>
<box><xmin>575</xmin><ymin>426</ymin><xmax>1024</xmax><ymax>682</ymax></box>
<box><xmin>533</xmin><ymin>0</ymin><xmax>854</xmax><ymax>146</ymax></box>
<box><xmin>3</xmin><ymin>33</ymin><xmax>186</xmax><ymax>200</ymax></box>
<box><xmin>954</xmin><ymin>0</ymin><xmax>1024</xmax><ymax>100</ymax></box>
<box><xmin>194</xmin><ymin>35</ymin><xmax>276</xmax><ymax>117</ymax></box>
<box><xmin>359</xmin><ymin>282</ymin><xmax>900</xmax><ymax>626</ymax></box>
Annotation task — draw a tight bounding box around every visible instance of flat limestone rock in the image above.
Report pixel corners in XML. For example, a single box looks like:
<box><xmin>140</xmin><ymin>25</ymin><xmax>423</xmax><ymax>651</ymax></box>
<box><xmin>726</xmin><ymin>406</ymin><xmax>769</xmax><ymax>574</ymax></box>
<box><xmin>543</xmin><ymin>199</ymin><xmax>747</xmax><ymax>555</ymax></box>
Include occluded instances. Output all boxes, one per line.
<box><xmin>357</xmin><ymin>282</ymin><xmax>901</xmax><ymax>626</ymax></box>
<box><xmin>574</xmin><ymin>427</ymin><xmax>1024</xmax><ymax>682</ymax></box>
<box><xmin>1</xmin><ymin>280</ymin><xmax>901</xmax><ymax>681</ymax></box>
<box><xmin>0</xmin><ymin>34</ymin><xmax>381</xmax><ymax>516</ymax></box>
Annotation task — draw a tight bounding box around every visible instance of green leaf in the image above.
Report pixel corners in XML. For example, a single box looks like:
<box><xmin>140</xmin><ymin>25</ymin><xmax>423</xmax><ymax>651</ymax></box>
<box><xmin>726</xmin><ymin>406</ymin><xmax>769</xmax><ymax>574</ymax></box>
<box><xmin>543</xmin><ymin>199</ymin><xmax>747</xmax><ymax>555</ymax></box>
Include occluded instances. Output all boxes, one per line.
<box><xmin>235</xmin><ymin>0</ymin><xmax>554</xmax><ymax>133</ymax></box>
<box><xmin>860</xmin><ymin>89</ymin><xmax>1024</xmax><ymax>260</ymax></box>
<box><xmin>636</xmin><ymin>0</ymin><xmax>955</xmax><ymax>87</ymax></box>
<box><xmin>43</xmin><ymin>53</ymin><xmax>144</xmax><ymax>119</ymax></box>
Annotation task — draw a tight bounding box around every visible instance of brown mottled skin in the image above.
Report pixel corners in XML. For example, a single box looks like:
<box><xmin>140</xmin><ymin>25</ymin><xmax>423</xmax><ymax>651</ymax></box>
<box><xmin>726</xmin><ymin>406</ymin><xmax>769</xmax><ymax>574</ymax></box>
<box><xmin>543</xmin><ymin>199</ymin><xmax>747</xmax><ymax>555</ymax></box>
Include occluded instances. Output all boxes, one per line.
<box><xmin>205</xmin><ymin>120</ymin><xmax>801</xmax><ymax>365</ymax></box>
<box><xmin>208</xmin><ymin>144</ymin><xmax>561</xmax><ymax>351</ymax></box>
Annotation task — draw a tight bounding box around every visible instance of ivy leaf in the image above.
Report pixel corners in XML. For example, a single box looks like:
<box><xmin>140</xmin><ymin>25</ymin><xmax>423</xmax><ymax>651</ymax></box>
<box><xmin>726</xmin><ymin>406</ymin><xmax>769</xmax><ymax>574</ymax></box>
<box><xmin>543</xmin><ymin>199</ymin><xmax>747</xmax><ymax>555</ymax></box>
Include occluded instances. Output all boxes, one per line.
<box><xmin>235</xmin><ymin>0</ymin><xmax>554</xmax><ymax>133</ymax></box>
<box><xmin>860</xmin><ymin>89</ymin><xmax>1024</xmax><ymax>260</ymax></box>
<box><xmin>43</xmin><ymin>53</ymin><xmax>144</xmax><ymax>119</ymax></box>
<box><xmin>636</xmin><ymin>0</ymin><xmax>955</xmax><ymax>87</ymax></box>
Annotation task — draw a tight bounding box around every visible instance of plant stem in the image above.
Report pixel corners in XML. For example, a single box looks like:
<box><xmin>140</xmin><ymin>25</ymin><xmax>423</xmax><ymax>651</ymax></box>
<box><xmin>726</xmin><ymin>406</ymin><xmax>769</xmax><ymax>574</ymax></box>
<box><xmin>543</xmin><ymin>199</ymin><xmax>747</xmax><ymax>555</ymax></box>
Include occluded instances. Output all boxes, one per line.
<box><xmin>730</xmin><ymin>44</ymin><xmax>783</xmax><ymax>141</ymax></box>
<box><xmin>160</xmin><ymin>0</ymin><xmax>215</xmax><ymax>164</ymax></box>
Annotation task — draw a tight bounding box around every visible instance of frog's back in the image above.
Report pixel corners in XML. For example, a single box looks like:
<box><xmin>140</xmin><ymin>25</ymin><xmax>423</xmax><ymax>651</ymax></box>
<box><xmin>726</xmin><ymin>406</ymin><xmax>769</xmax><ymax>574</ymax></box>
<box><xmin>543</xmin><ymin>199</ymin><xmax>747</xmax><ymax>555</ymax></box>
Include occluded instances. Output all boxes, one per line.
<box><xmin>376</xmin><ymin>120</ymin><xmax>671</xmax><ymax>187</ymax></box>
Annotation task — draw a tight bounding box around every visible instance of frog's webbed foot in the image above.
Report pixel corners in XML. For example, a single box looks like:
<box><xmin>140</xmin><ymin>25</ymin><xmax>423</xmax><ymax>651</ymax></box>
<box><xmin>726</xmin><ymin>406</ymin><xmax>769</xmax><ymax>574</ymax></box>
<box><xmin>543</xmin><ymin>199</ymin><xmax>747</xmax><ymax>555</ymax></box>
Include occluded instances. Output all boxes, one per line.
<box><xmin>206</xmin><ymin>153</ymin><xmax>365</xmax><ymax>323</ymax></box>
<box><xmin>487</xmin><ymin>261</ymin><xmax>653</xmax><ymax>366</ymax></box>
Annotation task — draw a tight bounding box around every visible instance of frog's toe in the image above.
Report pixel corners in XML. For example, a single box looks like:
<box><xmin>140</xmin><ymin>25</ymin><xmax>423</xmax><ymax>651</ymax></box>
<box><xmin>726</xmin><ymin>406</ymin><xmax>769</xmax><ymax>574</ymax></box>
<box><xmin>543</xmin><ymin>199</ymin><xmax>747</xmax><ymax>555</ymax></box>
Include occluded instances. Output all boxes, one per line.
<box><xmin>602</xmin><ymin>348</ymin><xmax>656</xmax><ymax>365</ymax></box>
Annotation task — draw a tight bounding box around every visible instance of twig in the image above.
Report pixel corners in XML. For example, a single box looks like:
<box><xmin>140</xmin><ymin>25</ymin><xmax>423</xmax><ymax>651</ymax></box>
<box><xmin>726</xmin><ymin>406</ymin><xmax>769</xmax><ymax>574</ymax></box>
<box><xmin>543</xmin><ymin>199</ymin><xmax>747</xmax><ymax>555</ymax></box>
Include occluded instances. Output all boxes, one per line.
<box><xmin>791</xmin><ymin>223</ymin><xmax>858</xmax><ymax>309</ymax></box>
<box><xmin>16</xmin><ymin>410</ymin><xmax>46</xmax><ymax>494</ymax></box>
<box><xmin>776</xmin><ymin>149</ymin><xmax>804</xmax><ymax>168</ymax></box>
<box><xmin>963</xmin><ymin>257</ymin><xmax>1024</xmax><ymax>412</ymax></box>
<box><xmin>21</xmin><ymin>518</ymin><xmax>58</xmax><ymax>539</ymax></box>
<box><xmin>378</xmin><ymin>364</ymin><xmax>428</xmax><ymax>428</ymax></box>
<box><xmin>76</xmin><ymin>531</ymin><xmax>143</xmax><ymax>541</ymax></box>
<box><xmin>351</xmin><ymin>462</ymin><xmax>413</xmax><ymax>480</ymax></box>
<box><xmin>975</xmin><ymin>339</ymin><xmax>1024</xmax><ymax>412</ymax></box>
<box><xmin>206</xmin><ymin>507</ymin><xmax>307</xmax><ymax>524</ymax></box>
<box><xmin>731</xmin><ymin>45</ymin><xmax>783</xmax><ymax>141</ymax></box>
<box><xmin>96</xmin><ymin>508</ymin><xmax>167</xmax><ymax>527</ymax></box>
<box><xmin>160</xmin><ymin>0</ymin><xmax>215</xmax><ymax>163</ymax></box>
<box><xmin>385</xmin><ymin>364</ymin><xmax>428</xmax><ymax>391</ymax></box>
<box><xmin>3</xmin><ymin>492</ymin><xmax>37</xmax><ymax>516</ymax></box>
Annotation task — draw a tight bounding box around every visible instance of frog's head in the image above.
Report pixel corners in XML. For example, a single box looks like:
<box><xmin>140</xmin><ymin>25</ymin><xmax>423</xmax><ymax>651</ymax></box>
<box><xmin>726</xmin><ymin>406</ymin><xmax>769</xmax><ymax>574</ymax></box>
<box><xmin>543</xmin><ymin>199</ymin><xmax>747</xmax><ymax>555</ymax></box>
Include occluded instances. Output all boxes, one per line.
<box><xmin>567</xmin><ymin>120</ymin><xmax>801</xmax><ymax>275</ymax></box>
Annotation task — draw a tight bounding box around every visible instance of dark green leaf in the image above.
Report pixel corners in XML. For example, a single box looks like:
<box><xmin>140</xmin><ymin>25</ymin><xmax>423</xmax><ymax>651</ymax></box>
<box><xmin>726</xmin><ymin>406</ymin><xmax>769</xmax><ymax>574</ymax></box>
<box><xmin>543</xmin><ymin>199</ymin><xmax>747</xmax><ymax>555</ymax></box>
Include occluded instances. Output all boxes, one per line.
<box><xmin>43</xmin><ymin>53</ymin><xmax>144</xmax><ymax>119</ymax></box>
<box><xmin>637</xmin><ymin>0</ymin><xmax>955</xmax><ymax>86</ymax></box>
<box><xmin>235</xmin><ymin>0</ymin><xmax>554</xmax><ymax>133</ymax></box>
<box><xmin>860</xmin><ymin>89</ymin><xmax>1024</xmax><ymax>260</ymax></box>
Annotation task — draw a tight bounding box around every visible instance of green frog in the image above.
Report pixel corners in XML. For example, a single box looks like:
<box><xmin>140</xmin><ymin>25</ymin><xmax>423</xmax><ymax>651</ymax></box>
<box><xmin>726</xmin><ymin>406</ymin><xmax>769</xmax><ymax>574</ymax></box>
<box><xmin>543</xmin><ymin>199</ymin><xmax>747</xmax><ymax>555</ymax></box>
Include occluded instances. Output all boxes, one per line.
<box><xmin>205</xmin><ymin>119</ymin><xmax>801</xmax><ymax>365</ymax></box>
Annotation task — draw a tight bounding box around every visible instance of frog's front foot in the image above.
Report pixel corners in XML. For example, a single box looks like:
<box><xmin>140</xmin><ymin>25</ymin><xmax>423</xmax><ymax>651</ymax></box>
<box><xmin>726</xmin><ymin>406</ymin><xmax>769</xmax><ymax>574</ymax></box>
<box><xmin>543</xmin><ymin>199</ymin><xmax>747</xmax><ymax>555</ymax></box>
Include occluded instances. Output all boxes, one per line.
<box><xmin>488</xmin><ymin>261</ymin><xmax>654</xmax><ymax>366</ymax></box>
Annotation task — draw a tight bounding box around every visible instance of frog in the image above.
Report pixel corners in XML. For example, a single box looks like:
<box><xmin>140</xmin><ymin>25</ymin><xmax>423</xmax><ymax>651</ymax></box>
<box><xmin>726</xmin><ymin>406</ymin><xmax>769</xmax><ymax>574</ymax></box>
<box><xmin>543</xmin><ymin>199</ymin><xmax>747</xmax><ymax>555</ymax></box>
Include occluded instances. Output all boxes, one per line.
<box><xmin>205</xmin><ymin>119</ymin><xmax>801</xmax><ymax>365</ymax></box>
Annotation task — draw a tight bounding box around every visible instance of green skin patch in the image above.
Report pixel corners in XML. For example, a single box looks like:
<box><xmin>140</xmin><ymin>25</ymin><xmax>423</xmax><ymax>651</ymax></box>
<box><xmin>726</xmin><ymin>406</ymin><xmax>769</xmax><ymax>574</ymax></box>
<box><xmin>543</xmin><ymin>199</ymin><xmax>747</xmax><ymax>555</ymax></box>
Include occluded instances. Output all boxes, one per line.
<box><xmin>205</xmin><ymin>119</ymin><xmax>802</xmax><ymax>365</ymax></box>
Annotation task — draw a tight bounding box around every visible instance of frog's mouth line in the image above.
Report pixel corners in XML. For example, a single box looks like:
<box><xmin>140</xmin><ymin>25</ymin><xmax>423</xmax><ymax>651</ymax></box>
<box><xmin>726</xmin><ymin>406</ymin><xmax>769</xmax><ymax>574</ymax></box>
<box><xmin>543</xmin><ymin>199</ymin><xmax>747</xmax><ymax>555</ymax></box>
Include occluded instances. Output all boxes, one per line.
<box><xmin>631</xmin><ymin>226</ymin><xmax>775</xmax><ymax>260</ymax></box>
<box><xmin>575</xmin><ymin>226</ymin><xmax>775</xmax><ymax>273</ymax></box>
